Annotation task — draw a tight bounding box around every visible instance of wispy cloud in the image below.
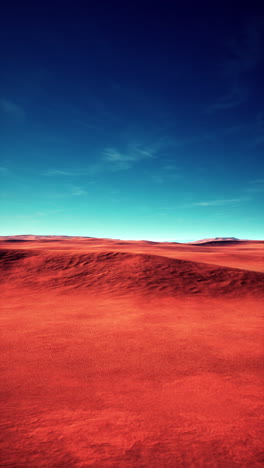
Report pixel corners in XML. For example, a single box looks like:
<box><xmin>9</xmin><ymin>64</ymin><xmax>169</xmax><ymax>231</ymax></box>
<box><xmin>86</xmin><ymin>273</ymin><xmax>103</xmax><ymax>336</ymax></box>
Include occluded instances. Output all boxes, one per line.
<box><xmin>102</xmin><ymin>138</ymin><xmax>169</xmax><ymax>171</ymax></box>
<box><xmin>44</xmin><ymin>138</ymin><xmax>177</xmax><ymax>178</ymax></box>
<box><xmin>207</xmin><ymin>19</ymin><xmax>263</xmax><ymax>114</ymax></box>
<box><xmin>188</xmin><ymin>197</ymin><xmax>250</xmax><ymax>207</ymax></box>
<box><xmin>221</xmin><ymin>124</ymin><xmax>248</xmax><ymax>136</ymax></box>
<box><xmin>0</xmin><ymin>166</ymin><xmax>9</xmax><ymax>175</ymax></box>
<box><xmin>252</xmin><ymin>112</ymin><xmax>264</xmax><ymax>147</ymax></box>
<box><xmin>253</xmin><ymin>135</ymin><xmax>264</xmax><ymax>146</ymax></box>
<box><xmin>73</xmin><ymin>119</ymin><xmax>98</xmax><ymax>130</ymax></box>
<box><xmin>0</xmin><ymin>99</ymin><xmax>25</xmax><ymax>119</ymax></box>
<box><xmin>44</xmin><ymin>143</ymin><xmax>156</xmax><ymax>176</ymax></box>
<box><xmin>223</xmin><ymin>19</ymin><xmax>263</xmax><ymax>78</ymax></box>
<box><xmin>256</xmin><ymin>112</ymin><xmax>264</xmax><ymax>130</ymax></box>
<box><xmin>246</xmin><ymin>178</ymin><xmax>264</xmax><ymax>193</ymax></box>
<box><xmin>103</xmin><ymin>148</ymin><xmax>139</xmax><ymax>164</ymax></box>
<box><xmin>43</xmin><ymin>168</ymin><xmax>96</xmax><ymax>177</ymax></box>
<box><xmin>44</xmin><ymin>169</ymin><xmax>76</xmax><ymax>176</ymax></box>
<box><xmin>70</xmin><ymin>185</ymin><xmax>87</xmax><ymax>196</ymax></box>
<box><xmin>207</xmin><ymin>86</ymin><xmax>247</xmax><ymax>113</ymax></box>
<box><xmin>251</xmin><ymin>178</ymin><xmax>264</xmax><ymax>183</ymax></box>
<box><xmin>151</xmin><ymin>175</ymin><xmax>164</xmax><ymax>184</ymax></box>
<box><xmin>15</xmin><ymin>209</ymin><xmax>63</xmax><ymax>219</ymax></box>
<box><xmin>150</xmin><ymin>164</ymin><xmax>182</xmax><ymax>184</ymax></box>
<box><xmin>44</xmin><ymin>137</ymin><xmax>179</xmax><ymax>177</ymax></box>
<box><xmin>103</xmin><ymin>144</ymin><xmax>154</xmax><ymax>169</ymax></box>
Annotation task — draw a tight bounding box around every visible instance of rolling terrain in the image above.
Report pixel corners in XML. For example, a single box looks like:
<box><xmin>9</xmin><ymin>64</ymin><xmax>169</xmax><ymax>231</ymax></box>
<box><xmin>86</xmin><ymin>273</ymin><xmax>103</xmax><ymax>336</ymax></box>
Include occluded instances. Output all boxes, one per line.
<box><xmin>1</xmin><ymin>235</ymin><xmax>264</xmax><ymax>467</ymax></box>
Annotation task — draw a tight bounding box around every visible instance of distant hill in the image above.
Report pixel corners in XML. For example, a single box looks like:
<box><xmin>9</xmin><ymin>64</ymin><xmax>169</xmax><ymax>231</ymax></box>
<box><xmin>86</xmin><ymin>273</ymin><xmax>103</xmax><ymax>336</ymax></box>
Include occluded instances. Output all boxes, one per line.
<box><xmin>190</xmin><ymin>237</ymin><xmax>240</xmax><ymax>244</ymax></box>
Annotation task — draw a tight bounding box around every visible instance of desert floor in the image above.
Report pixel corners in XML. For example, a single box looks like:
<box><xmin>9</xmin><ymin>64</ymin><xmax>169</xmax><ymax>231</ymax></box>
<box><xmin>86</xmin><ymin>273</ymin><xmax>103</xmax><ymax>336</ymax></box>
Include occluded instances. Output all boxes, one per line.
<box><xmin>1</xmin><ymin>236</ymin><xmax>264</xmax><ymax>467</ymax></box>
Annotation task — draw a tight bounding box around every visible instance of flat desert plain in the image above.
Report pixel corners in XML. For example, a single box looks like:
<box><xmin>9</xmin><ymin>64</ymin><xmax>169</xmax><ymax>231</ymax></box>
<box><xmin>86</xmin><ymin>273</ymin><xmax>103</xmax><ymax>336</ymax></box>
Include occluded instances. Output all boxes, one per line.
<box><xmin>1</xmin><ymin>236</ymin><xmax>264</xmax><ymax>467</ymax></box>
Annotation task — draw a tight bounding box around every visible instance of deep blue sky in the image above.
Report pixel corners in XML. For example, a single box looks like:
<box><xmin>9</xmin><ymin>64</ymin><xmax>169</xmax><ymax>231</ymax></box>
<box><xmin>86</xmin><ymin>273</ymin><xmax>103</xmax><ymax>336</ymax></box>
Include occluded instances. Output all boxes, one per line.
<box><xmin>0</xmin><ymin>1</ymin><xmax>264</xmax><ymax>240</ymax></box>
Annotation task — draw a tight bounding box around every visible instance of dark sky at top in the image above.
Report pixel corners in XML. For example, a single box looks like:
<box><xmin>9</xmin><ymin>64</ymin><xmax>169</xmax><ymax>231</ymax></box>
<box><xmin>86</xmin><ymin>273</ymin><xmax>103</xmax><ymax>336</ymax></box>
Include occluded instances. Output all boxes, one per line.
<box><xmin>0</xmin><ymin>1</ymin><xmax>263</xmax><ymax>240</ymax></box>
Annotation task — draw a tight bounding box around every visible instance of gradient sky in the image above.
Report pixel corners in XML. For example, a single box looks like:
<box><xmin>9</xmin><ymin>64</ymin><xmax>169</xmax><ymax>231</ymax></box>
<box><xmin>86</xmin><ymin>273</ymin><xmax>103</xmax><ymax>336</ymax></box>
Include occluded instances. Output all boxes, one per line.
<box><xmin>0</xmin><ymin>1</ymin><xmax>264</xmax><ymax>241</ymax></box>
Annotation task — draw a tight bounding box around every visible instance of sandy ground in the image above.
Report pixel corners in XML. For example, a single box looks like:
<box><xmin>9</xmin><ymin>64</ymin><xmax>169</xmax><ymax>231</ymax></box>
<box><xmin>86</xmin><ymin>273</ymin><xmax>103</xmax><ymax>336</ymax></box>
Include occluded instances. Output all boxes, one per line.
<box><xmin>0</xmin><ymin>236</ymin><xmax>264</xmax><ymax>467</ymax></box>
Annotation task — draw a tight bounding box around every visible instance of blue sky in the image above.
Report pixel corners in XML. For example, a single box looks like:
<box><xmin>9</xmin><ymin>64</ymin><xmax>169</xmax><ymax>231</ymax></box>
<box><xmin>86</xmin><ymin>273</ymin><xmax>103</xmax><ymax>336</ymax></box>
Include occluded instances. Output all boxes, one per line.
<box><xmin>0</xmin><ymin>1</ymin><xmax>264</xmax><ymax>240</ymax></box>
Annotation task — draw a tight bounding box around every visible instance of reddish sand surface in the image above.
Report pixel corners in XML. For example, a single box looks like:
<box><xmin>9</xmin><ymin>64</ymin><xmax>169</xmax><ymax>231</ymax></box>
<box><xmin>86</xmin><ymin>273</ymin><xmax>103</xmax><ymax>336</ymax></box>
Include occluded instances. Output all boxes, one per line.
<box><xmin>1</xmin><ymin>236</ymin><xmax>264</xmax><ymax>467</ymax></box>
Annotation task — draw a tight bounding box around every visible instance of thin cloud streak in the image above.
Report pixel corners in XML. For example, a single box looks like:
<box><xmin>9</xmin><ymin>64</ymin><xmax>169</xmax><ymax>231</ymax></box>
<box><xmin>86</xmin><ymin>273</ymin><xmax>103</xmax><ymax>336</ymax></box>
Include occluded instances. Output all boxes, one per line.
<box><xmin>206</xmin><ymin>87</ymin><xmax>247</xmax><ymax>114</ymax></box>
<box><xmin>0</xmin><ymin>166</ymin><xmax>10</xmax><ymax>174</ymax></box>
<box><xmin>223</xmin><ymin>19</ymin><xmax>263</xmax><ymax>78</ymax></box>
<box><xmin>43</xmin><ymin>169</ymin><xmax>95</xmax><ymax>177</ymax></box>
<box><xmin>246</xmin><ymin>178</ymin><xmax>264</xmax><ymax>193</ymax></box>
<box><xmin>252</xmin><ymin>112</ymin><xmax>264</xmax><ymax>146</ymax></box>
<box><xmin>102</xmin><ymin>137</ymin><xmax>171</xmax><ymax>171</ymax></box>
<box><xmin>207</xmin><ymin>19</ymin><xmax>263</xmax><ymax>114</ymax></box>
<box><xmin>0</xmin><ymin>98</ymin><xmax>25</xmax><ymax>119</ymax></box>
<box><xmin>188</xmin><ymin>198</ymin><xmax>251</xmax><ymax>207</ymax></box>
<box><xmin>70</xmin><ymin>185</ymin><xmax>87</xmax><ymax>196</ymax></box>
<box><xmin>44</xmin><ymin>138</ymin><xmax>166</xmax><ymax>176</ymax></box>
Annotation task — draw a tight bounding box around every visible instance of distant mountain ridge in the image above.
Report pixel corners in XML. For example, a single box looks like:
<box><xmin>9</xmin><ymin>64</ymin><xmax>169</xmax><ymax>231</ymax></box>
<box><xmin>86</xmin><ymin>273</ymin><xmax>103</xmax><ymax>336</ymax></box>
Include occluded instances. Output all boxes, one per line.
<box><xmin>190</xmin><ymin>237</ymin><xmax>240</xmax><ymax>244</ymax></box>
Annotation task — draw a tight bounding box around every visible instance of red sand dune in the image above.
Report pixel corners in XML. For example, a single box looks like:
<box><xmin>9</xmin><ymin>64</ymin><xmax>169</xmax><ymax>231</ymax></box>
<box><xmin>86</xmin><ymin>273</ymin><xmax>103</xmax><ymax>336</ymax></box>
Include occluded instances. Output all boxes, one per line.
<box><xmin>1</xmin><ymin>235</ymin><xmax>264</xmax><ymax>467</ymax></box>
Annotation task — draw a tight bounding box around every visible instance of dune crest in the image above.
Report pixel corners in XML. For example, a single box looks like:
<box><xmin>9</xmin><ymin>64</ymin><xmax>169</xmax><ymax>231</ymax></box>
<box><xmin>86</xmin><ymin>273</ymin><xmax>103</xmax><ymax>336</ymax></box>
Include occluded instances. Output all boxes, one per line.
<box><xmin>1</xmin><ymin>247</ymin><xmax>264</xmax><ymax>297</ymax></box>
